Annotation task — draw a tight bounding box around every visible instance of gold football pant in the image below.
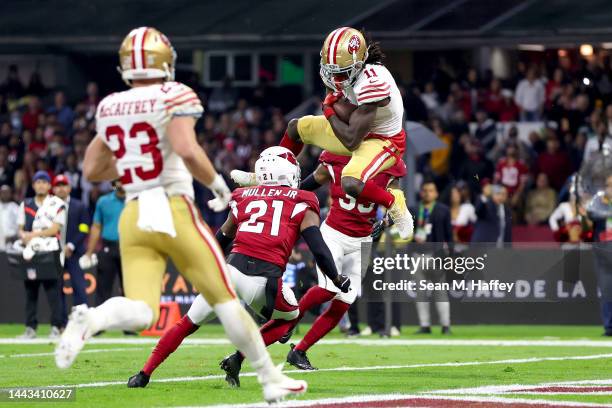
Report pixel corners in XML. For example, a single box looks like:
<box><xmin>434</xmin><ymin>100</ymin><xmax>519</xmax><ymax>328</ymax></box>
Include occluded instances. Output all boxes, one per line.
<box><xmin>297</xmin><ymin>115</ymin><xmax>399</xmax><ymax>181</ymax></box>
<box><xmin>118</xmin><ymin>196</ymin><xmax>235</xmax><ymax>322</ymax></box>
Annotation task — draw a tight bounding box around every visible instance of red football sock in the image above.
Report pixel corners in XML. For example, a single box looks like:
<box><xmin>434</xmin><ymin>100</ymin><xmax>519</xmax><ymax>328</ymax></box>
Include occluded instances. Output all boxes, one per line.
<box><xmin>279</xmin><ymin>131</ymin><xmax>304</xmax><ymax>156</ymax></box>
<box><xmin>295</xmin><ymin>299</ymin><xmax>350</xmax><ymax>352</ymax></box>
<box><xmin>258</xmin><ymin>286</ymin><xmax>335</xmax><ymax>347</ymax></box>
<box><xmin>358</xmin><ymin>179</ymin><xmax>395</xmax><ymax>208</ymax></box>
<box><xmin>259</xmin><ymin>318</ymin><xmax>297</xmax><ymax>346</ymax></box>
<box><xmin>297</xmin><ymin>286</ymin><xmax>336</xmax><ymax>318</ymax></box>
<box><xmin>142</xmin><ymin>315</ymin><xmax>199</xmax><ymax>376</ymax></box>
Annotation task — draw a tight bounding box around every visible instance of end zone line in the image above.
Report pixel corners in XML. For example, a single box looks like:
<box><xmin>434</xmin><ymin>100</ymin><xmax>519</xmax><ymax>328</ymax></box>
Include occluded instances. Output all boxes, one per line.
<box><xmin>429</xmin><ymin>378</ymin><xmax>612</xmax><ymax>395</ymax></box>
<box><xmin>194</xmin><ymin>394</ymin><xmax>612</xmax><ymax>408</ymax></box>
<box><xmin>177</xmin><ymin>392</ymin><xmax>612</xmax><ymax>408</ymax></box>
<box><xmin>45</xmin><ymin>352</ymin><xmax>612</xmax><ymax>389</ymax></box>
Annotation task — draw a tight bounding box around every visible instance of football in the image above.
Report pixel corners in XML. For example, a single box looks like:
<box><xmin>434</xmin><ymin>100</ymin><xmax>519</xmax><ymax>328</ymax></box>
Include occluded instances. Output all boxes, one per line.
<box><xmin>333</xmin><ymin>97</ymin><xmax>357</xmax><ymax>123</ymax></box>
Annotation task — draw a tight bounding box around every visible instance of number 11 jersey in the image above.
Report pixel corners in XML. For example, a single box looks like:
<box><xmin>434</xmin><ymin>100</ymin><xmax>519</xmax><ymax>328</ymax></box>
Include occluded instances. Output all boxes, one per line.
<box><xmin>229</xmin><ymin>185</ymin><xmax>320</xmax><ymax>268</ymax></box>
<box><xmin>95</xmin><ymin>81</ymin><xmax>203</xmax><ymax>201</ymax></box>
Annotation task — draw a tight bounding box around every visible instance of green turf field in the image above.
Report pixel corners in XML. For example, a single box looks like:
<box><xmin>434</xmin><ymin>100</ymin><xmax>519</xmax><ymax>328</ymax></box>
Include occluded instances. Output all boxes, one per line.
<box><xmin>0</xmin><ymin>324</ymin><xmax>611</xmax><ymax>407</ymax></box>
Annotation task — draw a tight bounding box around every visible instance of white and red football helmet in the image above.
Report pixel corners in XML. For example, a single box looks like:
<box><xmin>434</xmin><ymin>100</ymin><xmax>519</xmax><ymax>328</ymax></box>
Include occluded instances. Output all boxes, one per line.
<box><xmin>255</xmin><ymin>146</ymin><xmax>300</xmax><ymax>188</ymax></box>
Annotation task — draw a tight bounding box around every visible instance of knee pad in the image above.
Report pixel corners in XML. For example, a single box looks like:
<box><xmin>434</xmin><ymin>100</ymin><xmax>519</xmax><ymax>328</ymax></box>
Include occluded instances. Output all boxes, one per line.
<box><xmin>340</xmin><ymin>176</ymin><xmax>363</xmax><ymax>198</ymax></box>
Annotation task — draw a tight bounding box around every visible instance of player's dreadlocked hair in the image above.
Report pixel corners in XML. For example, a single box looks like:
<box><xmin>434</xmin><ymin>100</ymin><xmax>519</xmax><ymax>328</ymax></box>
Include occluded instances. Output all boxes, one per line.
<box><xmin>362</xmin><ymin>30</ymin><xmax>385</xmax><ymax>65</ymax></box>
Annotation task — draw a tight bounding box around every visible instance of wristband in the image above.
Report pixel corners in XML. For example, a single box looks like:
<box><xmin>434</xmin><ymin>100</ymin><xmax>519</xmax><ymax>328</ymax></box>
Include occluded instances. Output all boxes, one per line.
<box><xmin>323</xmin><ymin>105</ymin><xmax>336</xmax><ymax>119</ymax></box>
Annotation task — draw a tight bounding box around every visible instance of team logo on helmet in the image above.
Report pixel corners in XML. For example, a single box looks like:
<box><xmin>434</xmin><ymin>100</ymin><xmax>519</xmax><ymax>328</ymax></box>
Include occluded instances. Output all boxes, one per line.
<box><xmin>159</xmin><ymin>33</ymin><xmax>171</xmax><ymax>47</ymax></box>
<box><xmin>278</xmin><ymin>152</ymin><xmax>297</xmax><ymax>165</ymax></box>
<box><xmin>347</xmin><ymin>35</ymin><xmax>361</xmax><ymax>54</ymax></box>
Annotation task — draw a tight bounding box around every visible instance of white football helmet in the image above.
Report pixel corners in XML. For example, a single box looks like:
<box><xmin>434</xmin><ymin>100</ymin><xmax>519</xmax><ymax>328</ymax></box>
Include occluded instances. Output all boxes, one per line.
<box><xmin>255</xmin><ymin>146</ymin><xmax>300</xmax><ymax>188</ymax></box>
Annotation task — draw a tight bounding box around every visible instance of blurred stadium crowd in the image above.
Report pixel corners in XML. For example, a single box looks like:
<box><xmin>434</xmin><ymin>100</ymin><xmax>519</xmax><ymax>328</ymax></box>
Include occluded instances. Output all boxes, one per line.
<box><xmin>0</xmin><ymin>54</ymin><xmax>611</xmax><ymax>243</ymax></box>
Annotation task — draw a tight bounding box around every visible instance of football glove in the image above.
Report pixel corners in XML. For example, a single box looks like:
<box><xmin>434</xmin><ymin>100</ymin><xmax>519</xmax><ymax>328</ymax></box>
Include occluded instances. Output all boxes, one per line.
<box><xmin>371</xmin><ymin>216</ymin><xmax>393</xmax><ymax>240</ymax></box>
<box><xmin>230</xmin><ymin>170</ymin><xmax>258</xmax><ymax>187</ymax></box>
<box><xmin>333</xmin><ymin>273</ymin><xmax>351</xmax><ymax>293</ymax></box>
<box><xmin>78</xmin><ymin>253</ymin><xmax>98</xmax><ymax>270</ymax></box>
<box><xmin>207</xmin><ymin>174</ymin><xmax>232</xmax><ymax>212</ymax></box>
<box><xmin>322</xmin><ymin>91</ymin><xmax>341</xmax><ymax>119</ymax></box>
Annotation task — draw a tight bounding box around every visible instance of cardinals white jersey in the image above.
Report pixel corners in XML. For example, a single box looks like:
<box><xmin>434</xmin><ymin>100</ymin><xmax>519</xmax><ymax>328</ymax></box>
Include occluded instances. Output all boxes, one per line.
<box><xmin>95</xmin><ymin>81</ymin><xmax>203</xmax><ymax>200</ymax></box>
<box><xmin>343</xmin><ymin>64</ymin><xmax>403</xmax><ymax>137</ymax></box>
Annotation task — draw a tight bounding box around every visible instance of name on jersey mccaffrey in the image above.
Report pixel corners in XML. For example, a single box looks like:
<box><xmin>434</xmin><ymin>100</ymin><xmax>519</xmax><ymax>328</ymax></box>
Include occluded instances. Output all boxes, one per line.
<box><xmin>241</xmin><ymin>187</ymin><xmax>297</xmax><ymax>199</ymax></box>
<box><xmin>98</xmin><ymin>99</ymin><xmax>157</xmax><ymax>118</ymax></box>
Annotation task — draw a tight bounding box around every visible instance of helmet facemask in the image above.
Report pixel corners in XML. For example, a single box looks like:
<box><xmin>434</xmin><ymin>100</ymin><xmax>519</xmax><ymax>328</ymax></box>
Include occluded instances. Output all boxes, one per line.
<box><xmin>320</xmin><ymin>51</ymin><xmax>366</xmax><ymax>91</ymax></box>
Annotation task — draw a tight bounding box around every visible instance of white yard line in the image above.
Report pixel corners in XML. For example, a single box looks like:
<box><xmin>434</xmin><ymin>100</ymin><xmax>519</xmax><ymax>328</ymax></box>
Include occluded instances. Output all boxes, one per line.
<box><xmin>430</xmin><ymin>379</ymin><xmax>612</xmax><ymax>395</ymax></box>
<box><xmin>44</xmin><ymin>352</ymin><xmax>612</xmax><ymax>389</ymax></box>
<box><xmin>176</xmin><ymin>393</ymin><xmax>612</xmax><ymax>408</ymax></box>
<box><xmin>2</xmin><ymin>337</ymin><xmax>612</xmax><ymax>347</ymax></box>
<box><xmin>548</xmin><ymin>379</ymin><xmax>612</xmax><ymax>386</ymax></box>
<box><xmin>0</xmin><ymin>345</ymin><xmax>199</xmax><ymax>359</ymax></box>
<box><xmin>514</xmin><ymin>392</ymin><xmax>612</xmax><ymax>395</ymax></box>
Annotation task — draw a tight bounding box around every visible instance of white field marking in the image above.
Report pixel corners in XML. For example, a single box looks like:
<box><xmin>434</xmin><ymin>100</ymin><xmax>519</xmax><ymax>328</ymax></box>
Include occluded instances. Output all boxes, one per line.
<box><xmin>429</xmin><ymin>378</ymin><xmax>612</xmax><ymax>395</ymax></box>
<box><xmin>0</xmin><ymin>345</ymin><xmax>199</xmax><ymax>359</ymax></box>
<box><xmin>549</xmin><ymin>379</ymin><xmax>612</xmax><ymax>386</ymax></box>
<box><xmin>0</xmin><ymin>338</ymin><xmax>227</xmax><ymax>345</ymax></box>
<box><xmin>2</xmin><ymin>337</ymin><xmax>612</xmax><ymax>348</ymax></box>
<box><xmin>176</xmin><ymin>393</ymin><xmax>612</xmax><ymax>408</ymax></box>
<box><xmin>45</xmin><ymin>352</ymin><xmax>612</xmax><ymax>389</ymax></box>
<box><xmin>515</xmin><ymin>392</ymin><xmax>612</xmax><ymax>395</ymax></box>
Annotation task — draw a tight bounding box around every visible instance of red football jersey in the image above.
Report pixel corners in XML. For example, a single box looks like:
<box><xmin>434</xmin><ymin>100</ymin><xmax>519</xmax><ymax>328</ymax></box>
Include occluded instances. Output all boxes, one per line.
<box><xmin>230</xmin><ymin>185</ymin><xmax>320</xmax><ymax>268</ymax></box>
<box><xmin>319</xmin><ymin>151</ymin><xmax>407</xmax><ymax>238</ymax></box>
<box><xmin>494</xmin><ymin>158</ymin><xmax>529</xmax><ymax>195</ymax></box>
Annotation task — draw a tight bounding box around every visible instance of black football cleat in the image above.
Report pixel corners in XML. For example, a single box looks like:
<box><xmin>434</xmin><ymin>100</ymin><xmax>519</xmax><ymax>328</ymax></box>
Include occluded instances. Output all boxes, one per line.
<box><xmin>278</xmin><ymin>328</ymin><xmax>294</xmax><ymax>344</ymax></box>
<box><xmin>220</xmin><ymin>351</ymin><xmax>244</xmax><ymax>387</ymax></box>
<box><xmin>286</xmin><ymin>344</ymin><xmax>317</xmax><ymax>371</ymax></box>
<box><xmin>414</xmin><ymin>326</ymin><xmax>432</xmax><ymax>334</ymax></box>
<box><xmin>127</xmin><ymin>371</ymin><xmax>150</xmax><ymax>388</ymax></box>
<box><xmin>441</xmin><ymin>326</ymin><xmax>452</xmax><ymax>335</ymax></box>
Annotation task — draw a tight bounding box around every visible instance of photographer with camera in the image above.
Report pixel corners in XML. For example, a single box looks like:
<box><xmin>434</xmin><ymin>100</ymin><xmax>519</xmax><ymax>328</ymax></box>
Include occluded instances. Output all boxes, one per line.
<box><xmin>16</xmin><ymin>171</ymin><xmax>66</xmax><ymax>339</ymax></box>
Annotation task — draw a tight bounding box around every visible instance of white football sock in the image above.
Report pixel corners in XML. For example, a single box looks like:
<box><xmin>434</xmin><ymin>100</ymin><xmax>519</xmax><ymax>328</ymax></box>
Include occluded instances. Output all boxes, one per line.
<box><xmin>214</xmin><ymin>299</ymin><xmax>277</xmax><ymax>383</ymax></box>
<box><xmin>416</xmin><ymin>302</ymin><xmax>431</xmax><ymax>327</ymax></box>
<box><xmin>187</xmin><ymin>294</ymin><xmax>216</xmax><ymax>325</ymax></box>
<box><xmin>436</xmin><ymin>301</ymin><xmax>451</xmax><ymax>327</ymax></box>
<box><xmin>88</xmin><ymin>297</ymin><xmax>154</xmax><ymax>334</ymax></box>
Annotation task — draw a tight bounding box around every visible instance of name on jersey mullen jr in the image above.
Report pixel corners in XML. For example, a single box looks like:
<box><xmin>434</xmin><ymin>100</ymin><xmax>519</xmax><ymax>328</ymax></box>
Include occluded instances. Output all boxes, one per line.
<box><xmin>240</xmin><ymin>187</ymin><xmax>298</xmax><ymax>199</ymax></box>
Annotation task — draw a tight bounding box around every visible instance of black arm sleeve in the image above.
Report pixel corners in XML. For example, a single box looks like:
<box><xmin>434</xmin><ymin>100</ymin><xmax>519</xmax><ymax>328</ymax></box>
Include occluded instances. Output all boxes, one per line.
<box><xmin>301</xmin><ymin>225</ymin><xmax>339</xmax><ymax>281</ymax></box>
<box><xmin>299</xmin><ymin>173</ymin><xmax>322</xmax><ymax>191</ymax></box>
<box><xmin>215</xmin><ymin>229</ymin><xmax>234</xmax><ymax>254</ymax></box>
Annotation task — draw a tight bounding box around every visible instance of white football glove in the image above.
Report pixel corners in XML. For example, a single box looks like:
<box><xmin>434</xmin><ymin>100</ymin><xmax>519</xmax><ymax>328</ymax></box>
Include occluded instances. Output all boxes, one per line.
<box><xmin>230</xmin><ymin>170</ymin><xmax>258</xmax><ymax>187</ymax></box>
<box><xmin>22</xmin><ymin>245</ymin><xmax>35</xmax><ymax>261</ymax></box>
<box><xmin>78</xmin><ymin>253</ymin><xmax>98</xmax><ymax>270</ymax></box>
<box><xmin>207</xmin><ymin>174</ymin><xmax>232</xmax><ymax>212</ymax></box>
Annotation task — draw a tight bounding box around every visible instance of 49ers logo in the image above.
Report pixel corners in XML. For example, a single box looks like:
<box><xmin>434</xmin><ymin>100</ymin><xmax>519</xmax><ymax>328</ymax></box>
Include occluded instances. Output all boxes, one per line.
<box><xmin>347</xmin><ymin>35</ymin><xmax>361</xmax><ymax>54</ymax></box>
<box><xmin>159</xmin><ymin>33</ymin><xmax>171</xmax><ymax>47</ymax></box>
